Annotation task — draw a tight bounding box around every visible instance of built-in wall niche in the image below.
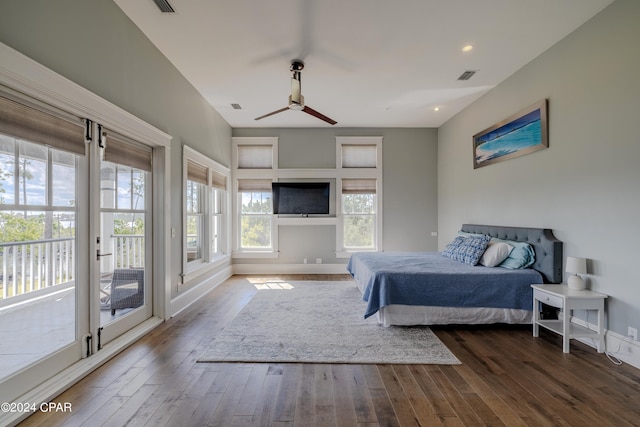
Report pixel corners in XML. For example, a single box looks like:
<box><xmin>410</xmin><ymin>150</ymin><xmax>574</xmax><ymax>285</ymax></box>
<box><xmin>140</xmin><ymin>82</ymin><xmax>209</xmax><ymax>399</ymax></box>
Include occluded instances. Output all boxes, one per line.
<box><xmin>231</xmin><ymin>136</ymin><xmax>382</xmax><ymax>257</ymax></box>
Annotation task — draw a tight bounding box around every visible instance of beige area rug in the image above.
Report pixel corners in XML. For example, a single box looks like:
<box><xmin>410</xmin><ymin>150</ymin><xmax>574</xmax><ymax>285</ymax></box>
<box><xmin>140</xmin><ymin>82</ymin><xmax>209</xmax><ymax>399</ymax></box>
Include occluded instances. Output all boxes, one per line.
<box><xmin>198</xmin><ymin>281</ymin><xmax>460</xmax><ymax>365</ymax></box>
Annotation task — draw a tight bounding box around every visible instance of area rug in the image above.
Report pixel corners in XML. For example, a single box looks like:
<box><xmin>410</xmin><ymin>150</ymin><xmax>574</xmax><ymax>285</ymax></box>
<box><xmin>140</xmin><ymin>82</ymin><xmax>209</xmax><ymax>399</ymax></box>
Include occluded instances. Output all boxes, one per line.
<box><xmin>198</xmin><ymin>281</ymin><xmax>460</xmax><ymax>365</ymax></box>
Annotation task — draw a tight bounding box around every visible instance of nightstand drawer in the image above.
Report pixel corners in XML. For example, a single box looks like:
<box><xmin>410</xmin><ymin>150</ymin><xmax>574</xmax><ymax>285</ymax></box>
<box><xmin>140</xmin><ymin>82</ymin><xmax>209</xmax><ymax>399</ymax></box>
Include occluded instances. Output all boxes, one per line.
<box><xmin>534</xmin><ymin>289</ymin><xmax>563</xmax><ymax>308</ymax></box>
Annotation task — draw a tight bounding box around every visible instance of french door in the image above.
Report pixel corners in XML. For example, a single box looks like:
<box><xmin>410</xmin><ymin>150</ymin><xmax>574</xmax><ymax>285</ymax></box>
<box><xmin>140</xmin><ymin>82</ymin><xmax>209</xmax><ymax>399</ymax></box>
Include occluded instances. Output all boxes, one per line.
<box><xmin>91</xmin><ymin>126</ymin><xmax>153</xmax><ymax>349</ymax></box>
<box><xmin>0</xmin><ymin>95</ymin><xmax>154</xmax><ymax>405</ymax></box>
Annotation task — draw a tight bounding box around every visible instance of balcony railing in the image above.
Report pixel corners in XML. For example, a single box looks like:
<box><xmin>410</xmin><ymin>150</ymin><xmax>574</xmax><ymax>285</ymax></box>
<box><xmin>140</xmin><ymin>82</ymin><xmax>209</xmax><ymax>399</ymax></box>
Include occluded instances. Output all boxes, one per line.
<box><xmin>0</xmin><ymin>237</ymin><xmax>74</xmax><ymax>300</ymax></box>
<box><xmin>0</xmin><ymin>235</ymin><xmax>144</xmax><ymax>301</ymax></box>
<box><xmin>113</xmin><ymin>234</ymin><xmax>144</xmax><ymax>269</ymax></box>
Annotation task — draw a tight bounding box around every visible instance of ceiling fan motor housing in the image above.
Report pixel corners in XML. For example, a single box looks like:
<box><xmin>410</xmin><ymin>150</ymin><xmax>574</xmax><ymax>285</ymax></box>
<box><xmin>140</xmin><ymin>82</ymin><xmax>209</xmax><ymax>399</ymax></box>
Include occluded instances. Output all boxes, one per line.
<box><xmin>290</xmin><ymin>60</ymin><xmax>304</xmax><ymax>71</ymax></box>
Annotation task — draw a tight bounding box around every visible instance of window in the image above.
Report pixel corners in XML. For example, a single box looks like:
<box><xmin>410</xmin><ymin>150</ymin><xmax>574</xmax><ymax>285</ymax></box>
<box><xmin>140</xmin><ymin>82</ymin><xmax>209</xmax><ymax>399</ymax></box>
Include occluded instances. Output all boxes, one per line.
<box><xmin>185</xmin><ymin>175</ymin><xmax>204</xmax><ymax>263</ymax></box>
<box><xmin>210</xmin><ymin>169</ymin><xmax>226</xmax><ymax>258</ymax></box>
<box><xmin>183</xmin><ymin>146</ymin><xmax>230</xmax><ymax>281</ymax></box>
<box><xmin>238</xmin><ymin>180</ymin><xmax>272</xmax><ymax>250</ymax></box>
<box><xmin>336</xmin><ymin>137</ymin><xmax>382</xmax><ymax>255</ymax></box>
<box><xmin>232</xmin><ymin>138</ymin><xmax>277</xmax><ymax>256</ymax></box>
<box><xmin>342</xmin><ymin>179</ymin><xmax>377</xmax><ymax>249</ymax></box>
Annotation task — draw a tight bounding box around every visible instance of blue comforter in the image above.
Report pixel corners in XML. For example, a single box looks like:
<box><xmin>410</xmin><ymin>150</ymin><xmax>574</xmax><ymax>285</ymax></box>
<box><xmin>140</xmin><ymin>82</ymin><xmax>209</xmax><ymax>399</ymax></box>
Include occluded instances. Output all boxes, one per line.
<box><xmin>347</xmin><ymin>252</ymin><xmax>543</xmax><ymax>319</ymax></box>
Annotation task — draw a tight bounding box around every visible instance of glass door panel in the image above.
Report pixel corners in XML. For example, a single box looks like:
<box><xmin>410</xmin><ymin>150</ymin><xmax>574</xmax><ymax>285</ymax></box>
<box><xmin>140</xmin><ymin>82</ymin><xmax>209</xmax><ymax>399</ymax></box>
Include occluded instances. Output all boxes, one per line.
<box><xmin>96</xmin><ymin>150</ymin><xmax>151</xmax><ymax>345</ymax></box>
<box><xmin>0</xmin><ymin>135</ymin><xmax>83</xmax><ymax>399</ymax></box>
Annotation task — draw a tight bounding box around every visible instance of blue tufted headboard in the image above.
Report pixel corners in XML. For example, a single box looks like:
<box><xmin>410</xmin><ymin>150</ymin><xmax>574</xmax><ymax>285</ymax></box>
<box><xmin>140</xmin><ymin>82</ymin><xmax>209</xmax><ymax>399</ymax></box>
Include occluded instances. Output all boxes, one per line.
<box><xmin>460</xmin><ymin>224</ymin><xmax>563</xmax><ymax>284</ymax></box>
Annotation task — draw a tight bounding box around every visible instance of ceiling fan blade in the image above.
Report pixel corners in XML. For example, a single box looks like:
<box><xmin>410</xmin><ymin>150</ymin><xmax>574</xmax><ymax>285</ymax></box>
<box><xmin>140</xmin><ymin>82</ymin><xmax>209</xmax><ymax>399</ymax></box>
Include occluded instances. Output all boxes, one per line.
<box><xmin>302</xmin><ymin>106</ymin><xmax>337</xmax><ymax>125</ymax></box>
<box><xmin>255</xmin><ymin>107</ymin><xmax>289</xmax><ymax>121</ymax></box>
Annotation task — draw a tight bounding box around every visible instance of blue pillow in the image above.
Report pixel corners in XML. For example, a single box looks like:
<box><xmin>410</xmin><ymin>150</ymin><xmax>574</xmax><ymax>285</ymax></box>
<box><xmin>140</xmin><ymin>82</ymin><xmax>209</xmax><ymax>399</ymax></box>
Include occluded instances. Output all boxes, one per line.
<box><xmin>442</xmin><ymin>234</ymin><xmax>491</xmax><ymax>265</ymax></box>
<box><xmin>494</xmin><ymin>238</ymin><xmax>535</xmax><ymax>269</ymax></box>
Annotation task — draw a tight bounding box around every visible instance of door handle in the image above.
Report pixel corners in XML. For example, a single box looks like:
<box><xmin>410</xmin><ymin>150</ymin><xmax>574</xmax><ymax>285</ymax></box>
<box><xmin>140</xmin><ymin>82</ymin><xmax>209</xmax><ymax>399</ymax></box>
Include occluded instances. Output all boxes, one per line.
<box><xmin>97</xmin><ymin>250</ymin><xmax>113</xmax><ymax>261</ymax></box>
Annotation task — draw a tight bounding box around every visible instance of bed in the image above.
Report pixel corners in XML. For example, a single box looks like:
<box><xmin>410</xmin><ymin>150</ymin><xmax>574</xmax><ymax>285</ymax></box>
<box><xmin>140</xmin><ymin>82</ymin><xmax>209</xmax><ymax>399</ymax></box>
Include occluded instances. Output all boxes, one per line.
<box><xmin>347</xmin><ymin>224</ymin><xmax>563</xmax><ymax>326</ymax></box>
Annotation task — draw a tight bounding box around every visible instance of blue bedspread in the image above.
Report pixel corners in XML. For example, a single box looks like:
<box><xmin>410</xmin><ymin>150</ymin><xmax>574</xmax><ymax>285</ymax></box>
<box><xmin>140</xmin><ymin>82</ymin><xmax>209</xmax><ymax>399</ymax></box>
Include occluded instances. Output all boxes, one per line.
<box><xmin>346</xmin><ymin>252</ymin><xmax>543</xmax><ymax>319</ymax></box>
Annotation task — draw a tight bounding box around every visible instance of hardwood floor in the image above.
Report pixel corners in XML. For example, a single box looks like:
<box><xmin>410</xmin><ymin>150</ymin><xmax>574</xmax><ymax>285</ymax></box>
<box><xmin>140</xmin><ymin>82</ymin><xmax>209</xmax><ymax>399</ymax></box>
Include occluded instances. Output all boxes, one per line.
<box><xmin>20</xmin><ymin>275</ymin><xmax>640</xmax><ymax>426</ymax></box>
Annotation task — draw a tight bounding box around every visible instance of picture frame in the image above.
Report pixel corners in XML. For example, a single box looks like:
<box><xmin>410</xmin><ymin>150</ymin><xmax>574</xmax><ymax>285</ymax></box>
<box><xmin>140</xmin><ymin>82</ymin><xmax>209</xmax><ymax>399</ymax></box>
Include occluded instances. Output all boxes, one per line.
<box><xmin>473</xmin><ymin>99</ymin><xmax>548</xmax><ymax>169</ymax></box>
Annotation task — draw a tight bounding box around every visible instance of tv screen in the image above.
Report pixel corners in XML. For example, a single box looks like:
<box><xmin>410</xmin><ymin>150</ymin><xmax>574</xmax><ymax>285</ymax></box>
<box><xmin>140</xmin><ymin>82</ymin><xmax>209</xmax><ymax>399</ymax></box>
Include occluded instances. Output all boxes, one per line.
<box><xmin>272</xmin><ymin>182</ymin><xmax>330</xmax><ymax>215</ymax></box>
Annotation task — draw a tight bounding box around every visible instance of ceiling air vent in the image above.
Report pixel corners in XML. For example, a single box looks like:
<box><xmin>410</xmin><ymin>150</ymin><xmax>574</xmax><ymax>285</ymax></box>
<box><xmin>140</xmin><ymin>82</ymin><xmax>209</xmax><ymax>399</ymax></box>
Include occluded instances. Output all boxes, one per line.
<box><xmin>457</xmin><ymin>70</ymin><xmax>476</xmax><ymax>81</ymax></box>
<box><xmin>153</xmin><ymin>0</ymin><xmax>175</xmax><ymax>13</ymax></box>
<box><xmin>231</xmin><ymin>103</ymin><xmax>242</xmax><ymax>110</ymax></box>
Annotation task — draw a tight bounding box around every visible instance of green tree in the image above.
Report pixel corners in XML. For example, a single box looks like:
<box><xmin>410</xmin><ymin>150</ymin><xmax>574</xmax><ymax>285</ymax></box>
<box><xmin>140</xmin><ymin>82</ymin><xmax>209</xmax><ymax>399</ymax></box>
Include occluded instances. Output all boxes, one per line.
<box><xmin>343</xmin><ymin>194</ymin><xmax>375</xmax><ymax>248</ymax></box>
<box><xmin>241</xmin><ymin>192</ymin><xmax>271</xmax><ymax>248</ymax></box>
<box><xmin>0</xmin><ymin>212</ymin><xmax>44</xmax><ymax>243</ymax></box>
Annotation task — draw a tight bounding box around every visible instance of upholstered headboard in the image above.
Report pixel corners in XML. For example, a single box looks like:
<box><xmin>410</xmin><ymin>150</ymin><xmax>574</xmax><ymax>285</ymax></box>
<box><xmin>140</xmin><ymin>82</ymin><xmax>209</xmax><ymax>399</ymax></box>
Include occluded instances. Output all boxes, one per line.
<box><xmin>460</xmin><ymin>224</ymin><xmax>563</xmax><ymax>284</ymax></box>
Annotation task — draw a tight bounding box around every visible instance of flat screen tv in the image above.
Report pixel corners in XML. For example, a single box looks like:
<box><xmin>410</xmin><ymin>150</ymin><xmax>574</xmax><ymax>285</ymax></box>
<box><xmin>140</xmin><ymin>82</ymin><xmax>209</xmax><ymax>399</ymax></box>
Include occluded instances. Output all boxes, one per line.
<box><xmin>272</xmin><ymin>182</ymin><xmax>330</xmax><ymax>216</ymax></box>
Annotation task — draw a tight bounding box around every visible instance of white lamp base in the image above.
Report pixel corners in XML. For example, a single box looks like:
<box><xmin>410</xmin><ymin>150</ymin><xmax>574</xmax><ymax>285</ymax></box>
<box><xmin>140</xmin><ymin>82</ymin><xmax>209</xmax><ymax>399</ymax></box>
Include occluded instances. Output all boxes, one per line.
<box><xmin>568</xmin><ymin>275</ymin><xmax>585</xmax><ymax>290</ymax></box>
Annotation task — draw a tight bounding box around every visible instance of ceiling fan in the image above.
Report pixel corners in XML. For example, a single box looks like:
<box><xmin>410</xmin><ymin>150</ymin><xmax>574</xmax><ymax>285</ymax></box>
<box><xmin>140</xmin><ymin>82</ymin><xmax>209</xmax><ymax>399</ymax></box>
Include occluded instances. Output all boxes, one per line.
<box><xmin>255</xmin><ymin>60</ymin><xmax>337</xmax><ymax>125</ymax></box>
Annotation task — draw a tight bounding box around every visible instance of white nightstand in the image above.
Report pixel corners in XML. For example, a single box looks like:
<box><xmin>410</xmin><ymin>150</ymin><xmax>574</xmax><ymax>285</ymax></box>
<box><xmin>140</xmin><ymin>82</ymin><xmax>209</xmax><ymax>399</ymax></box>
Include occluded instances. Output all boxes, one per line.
<box><xmin>531</xmin><ymin>284</ymin><xmax>607</xmax><ymax>353</ymax></box>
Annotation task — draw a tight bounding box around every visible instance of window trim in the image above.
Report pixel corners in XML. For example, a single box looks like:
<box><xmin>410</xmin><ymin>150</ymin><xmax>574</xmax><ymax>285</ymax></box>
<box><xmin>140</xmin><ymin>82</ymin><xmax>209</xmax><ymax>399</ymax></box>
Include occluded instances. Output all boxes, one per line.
<box><xmin>182</xmin><ymin>145</ymin><xmax>231</xmax><ymax>283</ymax></box>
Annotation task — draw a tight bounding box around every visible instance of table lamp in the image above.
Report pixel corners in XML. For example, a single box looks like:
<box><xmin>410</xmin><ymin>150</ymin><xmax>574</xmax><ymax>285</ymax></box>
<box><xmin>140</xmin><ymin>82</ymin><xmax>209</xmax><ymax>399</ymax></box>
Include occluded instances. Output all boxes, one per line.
<box><xmin>566</xmin><ymin>256</ymin><xmax>587</xmax><ymax>290</ymax></box>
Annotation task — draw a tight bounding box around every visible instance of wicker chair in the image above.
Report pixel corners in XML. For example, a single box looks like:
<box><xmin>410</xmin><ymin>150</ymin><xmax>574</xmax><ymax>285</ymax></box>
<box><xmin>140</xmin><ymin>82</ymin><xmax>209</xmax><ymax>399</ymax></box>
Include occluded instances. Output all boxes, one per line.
<box><xmin>110</xmin><ymin>268</ymin><xmax>144</xmax><ymax>315</ymax></box>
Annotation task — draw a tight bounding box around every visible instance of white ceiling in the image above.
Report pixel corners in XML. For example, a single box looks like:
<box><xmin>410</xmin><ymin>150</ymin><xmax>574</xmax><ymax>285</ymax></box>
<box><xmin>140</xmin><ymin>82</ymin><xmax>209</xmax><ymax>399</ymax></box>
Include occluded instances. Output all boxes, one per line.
<box><xmin>114</xmin><ymin>0</ymin><xmax>613</xmax><ymax>128</ymax></box>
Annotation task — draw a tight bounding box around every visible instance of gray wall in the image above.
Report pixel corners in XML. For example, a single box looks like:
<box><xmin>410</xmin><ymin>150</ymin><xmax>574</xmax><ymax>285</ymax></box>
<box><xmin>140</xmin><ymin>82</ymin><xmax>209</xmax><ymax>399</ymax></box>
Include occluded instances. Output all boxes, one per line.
<box><xmin>438</xmin><ymin>0</ymin><xmax>640</xmax><ymax>336</ymax></box>
<box><xmin>0</xmin><ymin>0</ymin><xmax>233</xmax><ymax>298</ymax></box>
<box><xmin>233</xmin><ymin>128</ymin><xmax>439</xmax><ymax>264</ymax></box>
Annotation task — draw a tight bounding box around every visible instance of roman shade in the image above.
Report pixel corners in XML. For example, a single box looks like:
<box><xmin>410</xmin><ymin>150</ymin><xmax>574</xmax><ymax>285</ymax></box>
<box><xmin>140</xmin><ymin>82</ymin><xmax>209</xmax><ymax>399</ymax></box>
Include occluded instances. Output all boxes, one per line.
<box><xmin>187</xmin><ymin>159</ymin><xmax>208</xmax><ymax>185</ymax></box>
<box><xmin>342</xmin><ymin>178</ymin><xmax>376</xmax><ymax>194</ymax></box>
<box><xmin>238</xmin><ymin>179</ymin><xmax>272</xmax><ymax>192</ymax></box>
<box><xmin>0</xmin><ymin>94</ymin><xmax>85</xmax><ymax>156</ymax></box>
<box><xmin>102</xmin><ymin>129</ymin><xmax>152</xmax><ymax>171</ymax></box>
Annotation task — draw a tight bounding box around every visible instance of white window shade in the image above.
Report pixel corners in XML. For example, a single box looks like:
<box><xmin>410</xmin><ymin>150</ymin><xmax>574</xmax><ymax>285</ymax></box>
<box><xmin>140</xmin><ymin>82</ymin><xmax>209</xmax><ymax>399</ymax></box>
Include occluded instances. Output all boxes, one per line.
<box><xmin>341</xmin><ymin>144</ymin><xmax>377</xmax><ymax>168</ymax></box>
<box><xmin>342</xmin><ymin>178</ymin><xmax>376</xmax><ymax>194</ymax></box>
<box><xmin>237</xmin><ymin>145</ymin><xmax>273</xmax><ymax>169</ymax></box>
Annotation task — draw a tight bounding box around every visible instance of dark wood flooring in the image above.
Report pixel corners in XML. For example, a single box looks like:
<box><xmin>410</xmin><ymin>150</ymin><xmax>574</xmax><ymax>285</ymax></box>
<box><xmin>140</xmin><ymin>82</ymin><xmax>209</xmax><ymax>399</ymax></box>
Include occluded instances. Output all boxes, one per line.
<box><xmin>20</xmin><ymin>275</ymin><xmax>640</xmax><ymax>426</ymax></box>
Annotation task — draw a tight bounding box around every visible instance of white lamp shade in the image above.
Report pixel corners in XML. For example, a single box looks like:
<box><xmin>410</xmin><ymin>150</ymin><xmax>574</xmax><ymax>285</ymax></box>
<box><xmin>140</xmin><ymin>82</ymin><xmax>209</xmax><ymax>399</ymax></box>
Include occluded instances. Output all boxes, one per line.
<box><xmin>565</xmin><ymin>256</ymin><xmax>587</xmax><ymax>275</ymax></box>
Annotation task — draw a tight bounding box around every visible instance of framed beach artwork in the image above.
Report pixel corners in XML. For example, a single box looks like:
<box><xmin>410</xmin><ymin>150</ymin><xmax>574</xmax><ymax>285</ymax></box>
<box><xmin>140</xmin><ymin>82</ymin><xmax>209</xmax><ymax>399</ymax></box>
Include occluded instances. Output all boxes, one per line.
<box><xmin>473</xmin><ymin>99</ymin><xmax>548</xmax><ymax>169</ymax></box>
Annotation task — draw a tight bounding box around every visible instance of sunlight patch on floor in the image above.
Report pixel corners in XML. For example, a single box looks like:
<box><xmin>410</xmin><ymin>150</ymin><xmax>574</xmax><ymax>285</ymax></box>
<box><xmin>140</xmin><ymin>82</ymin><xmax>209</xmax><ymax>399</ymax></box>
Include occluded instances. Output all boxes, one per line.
<box><xmin>253</xmin><ymin>282</ymin><xmax>294</xmax><ymax>290</ymax></box>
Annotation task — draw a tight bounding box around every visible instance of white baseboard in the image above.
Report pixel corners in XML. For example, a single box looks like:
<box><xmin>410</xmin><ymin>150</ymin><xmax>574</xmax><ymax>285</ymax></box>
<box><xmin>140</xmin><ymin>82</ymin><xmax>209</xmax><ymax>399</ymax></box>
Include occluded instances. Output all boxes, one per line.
<box><xmin>170</xmin><ymin>265</ymin><xmax>232</xmax><ymax>317</ymax></box>
<box><xmin>571</xmin><ymin>317</ymin><xmax>640</xmax><ymax>369</ymax></box>
<box><xmin>232</xmin><ymin>263</ymin><xmax>349</xmax><ymax>275</ymax></box>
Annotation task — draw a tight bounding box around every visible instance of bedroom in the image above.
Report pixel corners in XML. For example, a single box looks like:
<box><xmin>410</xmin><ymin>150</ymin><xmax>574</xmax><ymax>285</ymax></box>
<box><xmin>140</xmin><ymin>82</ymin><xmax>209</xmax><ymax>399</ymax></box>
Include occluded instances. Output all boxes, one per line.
<box><xmin>1</xmin><ymin>0</ymin><xmax>639</xmax><ymax>425</ymax></box>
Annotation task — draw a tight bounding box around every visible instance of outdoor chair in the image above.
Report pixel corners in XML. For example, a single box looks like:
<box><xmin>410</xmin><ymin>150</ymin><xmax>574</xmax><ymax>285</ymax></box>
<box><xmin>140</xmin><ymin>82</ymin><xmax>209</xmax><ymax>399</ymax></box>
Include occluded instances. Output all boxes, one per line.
<box><xmin>110</xmin><ymin>268</ymin><xmax>144</xmax><ymax>315</ymax></box>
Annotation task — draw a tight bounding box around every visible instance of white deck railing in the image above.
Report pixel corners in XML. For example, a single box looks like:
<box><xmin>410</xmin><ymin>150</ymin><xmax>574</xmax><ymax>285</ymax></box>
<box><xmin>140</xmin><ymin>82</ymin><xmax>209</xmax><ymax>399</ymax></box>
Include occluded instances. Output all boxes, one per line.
<box><xmin>0</xmin><ymin>235</ymin><xmax>144</xmax><ymax>301</ymax></box>
<box><xmin>0</xmin><ymin>237</ymin><xmax>75</xmax><ymax>300</ymax></box>
<box><xmin>113</xmin><ymin>234</ymin><xmax>144</xmax><ymax>269</ymax></box>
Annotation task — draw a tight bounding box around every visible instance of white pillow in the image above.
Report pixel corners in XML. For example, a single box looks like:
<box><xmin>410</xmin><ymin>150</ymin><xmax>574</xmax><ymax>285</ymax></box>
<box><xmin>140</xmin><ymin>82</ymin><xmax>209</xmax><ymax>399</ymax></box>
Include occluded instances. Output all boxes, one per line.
<box><xmin>479</xmin><ymin>241</ymin><xmax>514</xmax><ymax>267</ymax></box>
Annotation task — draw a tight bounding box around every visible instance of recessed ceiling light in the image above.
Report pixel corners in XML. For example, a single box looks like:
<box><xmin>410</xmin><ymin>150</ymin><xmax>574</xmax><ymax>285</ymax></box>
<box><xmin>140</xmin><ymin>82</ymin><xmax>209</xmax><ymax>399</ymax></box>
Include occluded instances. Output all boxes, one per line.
<box><xmin>434</xmin><ymin>107</ymin><xmax>440</xmax><ymax>112</ymax></box>
<box><xmin>462</xmin><ymin>44</ymin><xmax>474</xmax><ymax>53</ymax></box>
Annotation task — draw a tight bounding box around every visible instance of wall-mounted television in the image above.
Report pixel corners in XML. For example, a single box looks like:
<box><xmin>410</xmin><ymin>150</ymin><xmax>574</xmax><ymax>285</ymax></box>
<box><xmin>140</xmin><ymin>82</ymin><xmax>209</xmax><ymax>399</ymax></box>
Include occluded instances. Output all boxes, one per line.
<box><xmin>272</xmin><ymin>182</ymin><xmax>330</xmax><ymax>216</ymax></box>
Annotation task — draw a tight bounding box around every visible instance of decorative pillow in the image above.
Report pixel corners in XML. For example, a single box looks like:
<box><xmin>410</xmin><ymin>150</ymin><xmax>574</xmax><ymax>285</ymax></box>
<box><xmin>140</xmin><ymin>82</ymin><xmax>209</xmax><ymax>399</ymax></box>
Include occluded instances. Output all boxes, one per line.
<box><xmin>494</xmin><ymin>239</ymin><xmax>535</xmax><ymax>269</ymax></box>
<box><xmin>479</xmin><ymin>241</ymin><xmax>514</xmax><ymax>267</ymax></box>
<box><xmin>442</xmin><ymin>236</ymin><xmax>466</xmax><ymax>258</ymax></box>
<box><xmin>442</xmin><ymin>234</ymin><xmax>492</xmax><ymax>265</ymax></box>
